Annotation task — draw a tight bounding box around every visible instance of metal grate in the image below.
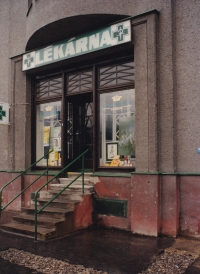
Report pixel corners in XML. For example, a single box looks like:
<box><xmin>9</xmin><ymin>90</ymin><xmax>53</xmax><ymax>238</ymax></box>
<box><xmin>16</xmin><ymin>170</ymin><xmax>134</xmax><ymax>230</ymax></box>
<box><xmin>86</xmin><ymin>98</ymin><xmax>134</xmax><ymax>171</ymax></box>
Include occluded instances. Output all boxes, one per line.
<box><xmin>66</xmin><ymin>102</ymin><xmax>73</xmax><ymax>159</ymax></box>
<box><xmin>99</xmin><ymin>61</ymin><xmax>134</xmax><ymax>88</ymax></box>
<box><xmin>94</xmin><ymin>198</ymin><xmax>127</xmax><ymax>217</ymax></box>
<box><xmin>36</xmin><ymin>75</ymin><xmax>62</xmax><ymax>99</ymax></box>
<box><xmin>84</xmin><ymin>102</ymin><xmax>93</xmax><ymax>158</ymax></box>
<box><xmin>67</xmin><ymin>70</ymin><xmax>93</xmax><ymax>94</ymax></box>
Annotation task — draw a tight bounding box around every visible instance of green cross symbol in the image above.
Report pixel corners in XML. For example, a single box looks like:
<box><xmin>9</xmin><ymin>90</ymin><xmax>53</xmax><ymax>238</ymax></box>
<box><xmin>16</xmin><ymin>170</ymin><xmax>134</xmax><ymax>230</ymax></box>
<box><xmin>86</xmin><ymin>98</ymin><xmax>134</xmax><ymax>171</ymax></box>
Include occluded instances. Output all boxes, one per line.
<box><xmin>113</xmin><ymin>24</ymin><xmax>129</xmax><ymax>42</ymax></box>
<box><xmin>0</xmin><ymin>105</ymin><xmax>6</xmax><ymax>121</ymax></box>
<box><xmin>24</xmin><ymin>53</ymin><xmax>34</xmax><ymax>68</ymax></box>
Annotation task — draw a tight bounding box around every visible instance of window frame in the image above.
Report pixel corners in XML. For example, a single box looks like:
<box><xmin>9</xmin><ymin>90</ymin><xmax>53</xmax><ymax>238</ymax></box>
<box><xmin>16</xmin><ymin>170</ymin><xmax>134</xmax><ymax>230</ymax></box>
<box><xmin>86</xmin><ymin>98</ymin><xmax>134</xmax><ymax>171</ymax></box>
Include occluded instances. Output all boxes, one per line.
<box><xmin>32</xmin><ymin>73</ymin><xmax>64</xmax><ymax>169</ymax></box>
<box><xmin>96</xmin><ymin>59</ymin><xmax>135</xmax><ymax>171</ymax></box>
<box><xmin>32</xmin><ymin>55</ymin><xmax>135</xmax><ymax>171</ymax></box>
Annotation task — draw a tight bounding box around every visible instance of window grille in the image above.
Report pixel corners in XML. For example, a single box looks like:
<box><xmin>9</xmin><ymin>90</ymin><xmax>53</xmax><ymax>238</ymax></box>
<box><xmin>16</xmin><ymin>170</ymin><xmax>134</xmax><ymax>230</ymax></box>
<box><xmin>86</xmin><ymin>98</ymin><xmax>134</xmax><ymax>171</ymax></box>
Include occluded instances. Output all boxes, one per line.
<box><xmin>36</xmin><ymin>75</ymin><xmax>62</xmax><ymax>100</ymax></box>
<box><xmin>67</xmin><ymin>70</ymin><xmax>93</xmax><ymax>94</ymax></box>
<box><xmin>99</xmin><ymin>61</ymin><xmax>134</xmax><ymax>88</ymax></box>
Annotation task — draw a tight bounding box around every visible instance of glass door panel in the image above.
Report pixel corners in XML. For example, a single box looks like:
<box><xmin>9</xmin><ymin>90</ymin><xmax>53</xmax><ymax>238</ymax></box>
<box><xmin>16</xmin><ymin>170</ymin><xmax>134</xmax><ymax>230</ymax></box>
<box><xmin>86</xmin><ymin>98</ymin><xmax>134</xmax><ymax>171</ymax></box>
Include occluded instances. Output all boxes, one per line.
<box><xmin>66</xmin><ymin>93</ymin><xmax>93</xmax><ymax>170</ymax></box>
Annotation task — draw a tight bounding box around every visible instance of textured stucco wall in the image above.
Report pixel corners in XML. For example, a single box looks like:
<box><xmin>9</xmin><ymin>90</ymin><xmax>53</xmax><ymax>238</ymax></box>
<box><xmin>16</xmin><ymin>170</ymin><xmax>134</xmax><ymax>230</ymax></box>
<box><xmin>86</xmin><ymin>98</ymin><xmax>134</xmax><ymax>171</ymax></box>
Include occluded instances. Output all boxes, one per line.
<box><xmin>0</xmin><ymin>1</ymin><xmax>27</xmax><ymax>170</ymax></box>
<box><xmin>133</xmin><ymin>12</ymin><xmax>158</xmax><ymax>172</ymax></box>
<box><xmin>94</xmin><ymin>176</ymin><xmax>132</xmax><ymax>230</ymax></box>
<box><xmin>0</xmin><ymin>1</ymin><xmax>10</xmax><ymax>170</ymax></box>
<box><xmin>9</xmin><ymin>56</ymin><xmax>31</xmax><ymax>171</ymax></box>
<box><xmin>25</xmin><ymin>0</ymin><xmax>165</xmax><ymax>44</ymax></box>
<box><xmin>180</xmin><ymin>176</ymin><xmax>200</xmax><ymax>237</ymax></box>
<box><xmin>0</xmin><ymin>0</ymin><xmax>199</xmax><ymax>172</ymax></box>
<box><xmin>22</xmin><ymin>0</ymin><xmax>175</xmax><ymax>172</ymax></box>
<box><xmin>9</xmin><ymin>0</ymin><xmax>27</xmax><ymax>57</ymax></box>
<box><xmin>175</xmin><ymin>0</ymin><xmax>200</xmax><ymax>172</ymax></box>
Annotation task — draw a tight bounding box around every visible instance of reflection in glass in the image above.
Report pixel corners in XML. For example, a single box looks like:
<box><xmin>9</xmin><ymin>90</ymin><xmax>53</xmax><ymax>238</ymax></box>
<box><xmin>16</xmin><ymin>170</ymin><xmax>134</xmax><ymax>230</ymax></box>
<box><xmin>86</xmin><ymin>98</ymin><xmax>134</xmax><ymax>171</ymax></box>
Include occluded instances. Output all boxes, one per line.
<box><xmin>100</xmin><ymin>89</ymin><xmax>135</xmax><ymax>167</ymax></box>
<box><xmin>36</xmin><ymin>101</ymin><xmax>62</xmax><ymax>166</ymax></box>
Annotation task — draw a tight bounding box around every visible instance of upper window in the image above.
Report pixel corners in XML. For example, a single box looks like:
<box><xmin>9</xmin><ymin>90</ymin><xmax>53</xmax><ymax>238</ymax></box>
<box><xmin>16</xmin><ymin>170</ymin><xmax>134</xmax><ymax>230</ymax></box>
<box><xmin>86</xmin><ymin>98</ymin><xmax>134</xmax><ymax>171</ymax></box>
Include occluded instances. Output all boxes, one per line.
<box><xmin>98</xmin><ymin>61</ymin><xmax>135</xmax><ymax>168</ymax></box>
<box><xmin>99</xmin><ymin>89</ymin><xmax>135</xmax><ymax>168</ymax></box>
<box><xmin>35</xmin><ymin>75</ymin><xmax>62</xmax><ymax>167</ymax></box>
<box><xmin>99</xmin><ymin>61</ymin><xmax>134</xmax><ymax>89</ymax></box>
<box><xmin>36</xmin><ymin>101</ymin><xmax>62</xmax><ymax>167</ymax></box>
<box><xmin>67</xmin><ymin>70</ymin><xmax>93</xmax><ymax>95</ymax></box>
<box><xmin>34</xmin><ymin>58</ymin><xmax>134</xmax><ymax>169</ymax></box>
<box><xmin>36</xmin><ymin>75</ymin><xmax>62</xmax><ymax>100</ymax></box>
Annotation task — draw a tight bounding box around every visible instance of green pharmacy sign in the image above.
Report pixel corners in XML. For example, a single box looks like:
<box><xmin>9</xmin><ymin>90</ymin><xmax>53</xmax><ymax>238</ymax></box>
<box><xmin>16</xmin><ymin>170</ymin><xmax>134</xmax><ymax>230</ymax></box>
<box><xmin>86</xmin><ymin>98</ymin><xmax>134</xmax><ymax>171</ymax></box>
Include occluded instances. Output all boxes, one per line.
<box><xmin>22</xmin><ymin>20</ymin><xmax>131</xmax><ymax>71</ymax></box>
<box><xmin>0</xmin><ymin>106</ymin><xmax>6</xmax><ymax>121</ymax></box>
<box><xmin>0</xmin><ymin>103</ymin><xmax>9</xmax><ymax>125</ymax></box>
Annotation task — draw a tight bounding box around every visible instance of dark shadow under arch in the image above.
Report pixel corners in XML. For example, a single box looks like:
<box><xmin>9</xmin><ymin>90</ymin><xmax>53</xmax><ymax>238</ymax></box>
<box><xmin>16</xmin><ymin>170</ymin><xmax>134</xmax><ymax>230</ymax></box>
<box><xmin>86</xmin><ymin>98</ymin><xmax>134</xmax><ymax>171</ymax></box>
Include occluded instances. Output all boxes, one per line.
<box><xmin>26</xmin><ymin>14</ymin><xmax>129</xmax><ymax>51</ymax></box>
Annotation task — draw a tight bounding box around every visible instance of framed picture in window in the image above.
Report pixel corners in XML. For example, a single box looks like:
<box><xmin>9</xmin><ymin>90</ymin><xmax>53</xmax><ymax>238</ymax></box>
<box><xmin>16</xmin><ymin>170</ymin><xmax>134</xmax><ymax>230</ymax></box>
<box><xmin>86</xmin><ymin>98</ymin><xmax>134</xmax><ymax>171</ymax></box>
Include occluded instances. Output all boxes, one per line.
<box><xmin>106</xmin><ymin>142</ymin><xmax>118</xmax><ymax>161</ymax></box>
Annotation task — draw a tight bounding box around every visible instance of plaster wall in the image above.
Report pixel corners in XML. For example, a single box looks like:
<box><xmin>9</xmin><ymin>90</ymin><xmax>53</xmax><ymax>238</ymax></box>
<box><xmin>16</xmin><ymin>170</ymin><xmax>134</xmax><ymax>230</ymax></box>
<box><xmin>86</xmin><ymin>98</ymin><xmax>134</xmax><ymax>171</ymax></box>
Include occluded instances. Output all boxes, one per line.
<box><xmin>22</xmin><ymin>174</ymin><xmax>53</xmax><ymax>208</ymax></box>
<box><xmin>179</xmin><ymin>176</ymin><xmax>200</xmax><ymax>237</ymax></box>
<box><xmin>0</xmin><ymin>173</ymin><xmax>54</xmax><ymax>211</ymax></box>
<box><xmin>130</xmin><ymin>173</ymin><xmax>200</xmax><ymax>238</ymax></box>
<box><xmin>160</xmin><ymin>175</ymin><xmax>179</xmax><ymax>237</ymax></box>
<box><xmin>131</xmin><ymin>174</ymin><xmax>160</xmax><ymax>236</ymax></box>
<box><xmin>0</xmin><ymin>0</ymin><xmax>10</xmax><ymax>102</ymax></box>
<box><xmin>25</xmin><ymin>0</ymin><xmax>168</xmax><ymax>45</ymax></box>
<box><xmin>0</xmin><ymin>172</ymin><xmax>22</xmax><ymax>211</ymax></box>
<box><xmin>0</xmin><ymin>1</ymin><xmax>199</xmax><ymax>173</ymax></box>
<box><xmin>0</xmin><ymin>0</ymin><xmax>10</xmax><ymax>170</ymax></box>
<box><xmin>9</xmin><ymin>0</ymin><xmax>27</xmax><ymax>57</ymax></box>
<box><xmin>24</xmin><ymin>0</ymin><xmax>175</xmax><ymax>171</ymax></box>
<box><xmin>9</xmin><ymin>57</ymin><xmax>31</xmax><ymax>171</ymax></box>
<box><xmin>94</xmin><ymin>176</ymin><xmax>132</xmax><ymax>230</ymax></box>
<box><xmin>174</xmin><ymin>0</ymin><xmax>200</xmax><ymax>172</ymax></box>
<box><xmin>0</xmin><ymin>1</ymin><xmax>27</xmax><ymax>171</ymax></box>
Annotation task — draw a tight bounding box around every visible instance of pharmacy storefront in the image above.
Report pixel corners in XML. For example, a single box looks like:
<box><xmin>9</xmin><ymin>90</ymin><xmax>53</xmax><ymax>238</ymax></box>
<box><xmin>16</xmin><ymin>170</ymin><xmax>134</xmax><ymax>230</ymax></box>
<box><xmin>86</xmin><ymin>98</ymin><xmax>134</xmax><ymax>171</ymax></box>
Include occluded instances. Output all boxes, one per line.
<box><xmin>23</xmin><ymin>20</ymin><xmax>135</xmax><ymax>171</ymax></box>
<box><xmin>5</xmin><ymin>11</ymin><xmax>163</xmax><ymax>237</ymax></box>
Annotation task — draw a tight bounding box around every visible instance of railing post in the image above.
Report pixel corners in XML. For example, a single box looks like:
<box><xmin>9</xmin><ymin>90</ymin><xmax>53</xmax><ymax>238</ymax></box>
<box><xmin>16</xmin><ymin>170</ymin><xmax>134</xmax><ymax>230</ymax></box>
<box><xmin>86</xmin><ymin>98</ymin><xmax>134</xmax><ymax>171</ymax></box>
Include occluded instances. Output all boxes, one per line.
<box><xmin>46</xmin><ymin>155</ymin><xmax>49</xmax><ymax>190</ymax></box>
<box><xmin>0</xmin><ymin>191</ymin><xmax>2</xmax><ymax>217</ymax></box>
<box><xmin>34</xmin><ymin>196</ymin><xmax>38</xmax><ymax>241</ymax></box>
<box><xmin>82</xmin><ymin>154</ymin><xmax>84</xmax><ymax>194</ymax></box>
<box><xmin>0</xmin><ymin>149</ymin><xmax>53</xmax><ymax>219</ymax></box>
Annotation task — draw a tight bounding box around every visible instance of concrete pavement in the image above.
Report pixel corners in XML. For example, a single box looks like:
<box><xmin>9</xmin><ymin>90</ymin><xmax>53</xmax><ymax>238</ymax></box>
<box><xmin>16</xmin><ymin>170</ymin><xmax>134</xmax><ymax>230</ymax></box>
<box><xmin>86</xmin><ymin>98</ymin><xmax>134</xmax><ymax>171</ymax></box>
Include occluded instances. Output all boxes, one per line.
<box><xmin>0</xmin><ymin>227</ymin><xmax>200</xmax><ymax>273</ymax></box>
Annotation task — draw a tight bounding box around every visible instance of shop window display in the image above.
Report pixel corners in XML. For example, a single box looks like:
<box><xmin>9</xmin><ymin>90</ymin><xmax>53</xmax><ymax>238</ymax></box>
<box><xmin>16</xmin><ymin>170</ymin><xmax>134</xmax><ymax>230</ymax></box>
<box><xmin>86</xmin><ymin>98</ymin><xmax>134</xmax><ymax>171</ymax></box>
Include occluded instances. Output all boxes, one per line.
<box><xmin>36</xmin><ymin>101</ymin><xmax>62</xmax><ymax>166</ymax></box>
<box><xmin>34</xmin><ymin>60</ymin><xmax>134</xmax><ymax>169</ymax></box>
<box><xmin>99</xmin><ymin>89</ymin><xmax>135</xmax><ymax>167</ymax></box>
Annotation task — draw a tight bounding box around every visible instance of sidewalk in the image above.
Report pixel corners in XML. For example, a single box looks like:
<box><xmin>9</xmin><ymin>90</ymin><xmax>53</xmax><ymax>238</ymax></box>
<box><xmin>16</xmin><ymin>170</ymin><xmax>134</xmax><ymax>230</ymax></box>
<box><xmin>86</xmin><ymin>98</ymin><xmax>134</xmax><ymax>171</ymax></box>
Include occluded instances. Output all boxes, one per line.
<box><xmin>0</xmin><ymin>227</ymin><xmax>200</xmax><ymax>273</ymax></box>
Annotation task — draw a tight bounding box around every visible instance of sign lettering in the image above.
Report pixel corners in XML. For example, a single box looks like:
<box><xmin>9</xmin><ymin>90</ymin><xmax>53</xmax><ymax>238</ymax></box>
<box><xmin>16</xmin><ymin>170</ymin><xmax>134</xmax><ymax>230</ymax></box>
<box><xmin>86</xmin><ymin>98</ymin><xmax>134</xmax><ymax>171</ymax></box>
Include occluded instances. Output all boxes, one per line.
<box><xmin>23</xmin><ymin>20</ymin><xmax>131</xmax><ymax>71</ymax></box>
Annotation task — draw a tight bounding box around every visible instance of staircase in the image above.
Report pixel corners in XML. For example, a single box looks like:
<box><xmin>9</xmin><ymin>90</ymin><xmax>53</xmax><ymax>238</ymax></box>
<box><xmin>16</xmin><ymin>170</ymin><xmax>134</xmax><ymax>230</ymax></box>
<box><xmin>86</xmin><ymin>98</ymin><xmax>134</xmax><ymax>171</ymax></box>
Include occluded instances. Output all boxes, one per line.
<box><xmin>0</xmin><ymin>173</ymin><xmax>94</xmax><ymax>240</ymax></box>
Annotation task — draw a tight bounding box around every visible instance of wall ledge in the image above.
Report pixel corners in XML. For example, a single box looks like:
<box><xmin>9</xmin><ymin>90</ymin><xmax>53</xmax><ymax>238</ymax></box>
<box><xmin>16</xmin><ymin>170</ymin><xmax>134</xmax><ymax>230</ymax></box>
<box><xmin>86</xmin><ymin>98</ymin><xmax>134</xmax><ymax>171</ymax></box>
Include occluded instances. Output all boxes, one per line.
<box><xmin>92</xmin><ymin>172</ymin><xmax>131</xmax><ymax>178</ymax></box>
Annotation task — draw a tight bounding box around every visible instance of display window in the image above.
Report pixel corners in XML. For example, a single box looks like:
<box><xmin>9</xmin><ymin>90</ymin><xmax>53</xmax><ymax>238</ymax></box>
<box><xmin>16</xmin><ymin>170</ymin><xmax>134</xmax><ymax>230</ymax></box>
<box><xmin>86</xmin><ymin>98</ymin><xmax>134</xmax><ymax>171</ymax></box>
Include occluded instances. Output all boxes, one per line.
<box><xmin>99</xmin><ymin>89</ymin><xmax>135</xmax><ymax>167</ymax></box>
<box><xmin>33</xmin><ymin>58</ymin><xmax>134</xmax><ymax>170</ymax></box>
<box><xmin>35</xmin><ymin>74</ymin><xmax>62</xmax><ymax>167</ymax></box>
<box><xmin>36</xmin><ymin>101</ymin><xmax>62</xmax><ymax>166</ymax></box>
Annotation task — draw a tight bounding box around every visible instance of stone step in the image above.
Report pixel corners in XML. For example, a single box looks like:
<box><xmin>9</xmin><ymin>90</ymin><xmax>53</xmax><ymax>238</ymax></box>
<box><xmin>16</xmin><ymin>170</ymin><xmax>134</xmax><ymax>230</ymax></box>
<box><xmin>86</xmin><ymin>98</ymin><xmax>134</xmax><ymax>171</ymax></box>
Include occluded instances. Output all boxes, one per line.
<box><xmin>58</xmin><ymin>178</ymin><xmax>94</xmax><ymax>186</ymax></box>
<box><xmin>1</xmin><ymin>181</ymin><xmax>94</xmax><ymax>240</ymax></box>
<box><xmin>50</xmin><ymin>184</ymin><xmax>94</xmax><ymax>193</ymax></box>
<box><xmin>37</xmin><ymin>197</ymin><xmax>80</xmax><ymax>209</ymax></box>
<box><xmin>0</xmin><ymin>222</ymin><xmax>56</xmax><ymax>241</ymax></box>
<box><xmin>12</xmin><ymin>214</ymin><xmax>65</xmax><ymax>229</ymax></box>
<box><xmin>68</xmin><ymin>184</ymin><xmax>94</xmax><ymax>191</ymax></box>
<box><xmin>21</xmin><ymin>206</ymin><xmax>73</xmax><ymax>219</ymax></box>
<box><xmin>67</xmin><ymin>172</ymin><xmax>93</xmax><ymax>180</ymax></box>
<box><xmin>47</xmin><ymin>190</ymin><xmax>84</xmax><ymax>201</ymax></box>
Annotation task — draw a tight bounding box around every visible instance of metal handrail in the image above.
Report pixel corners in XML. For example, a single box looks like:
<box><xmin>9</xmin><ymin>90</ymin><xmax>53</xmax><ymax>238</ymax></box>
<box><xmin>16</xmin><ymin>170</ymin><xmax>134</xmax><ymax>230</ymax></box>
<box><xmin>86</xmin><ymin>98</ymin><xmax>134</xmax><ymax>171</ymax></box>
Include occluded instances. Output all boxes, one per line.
<box><xmin>0</xmin><ymin>149</ymin><xmax>53</xmax><ymax>217</ymax></box>
<box><xmin>34</xmin><ymin>149</ymin><xmax>89</xmax><ymax>241</ymax></box>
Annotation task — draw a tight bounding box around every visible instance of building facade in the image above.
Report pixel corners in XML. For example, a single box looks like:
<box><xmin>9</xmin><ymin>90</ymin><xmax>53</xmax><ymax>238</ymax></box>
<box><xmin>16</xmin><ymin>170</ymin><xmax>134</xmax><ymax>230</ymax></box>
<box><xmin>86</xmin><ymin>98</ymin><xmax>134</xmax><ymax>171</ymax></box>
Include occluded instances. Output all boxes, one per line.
<box><xmin>0</xmin><ymin>0</ymin><xmax>200</xmax><ymax>238</ymax></box>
